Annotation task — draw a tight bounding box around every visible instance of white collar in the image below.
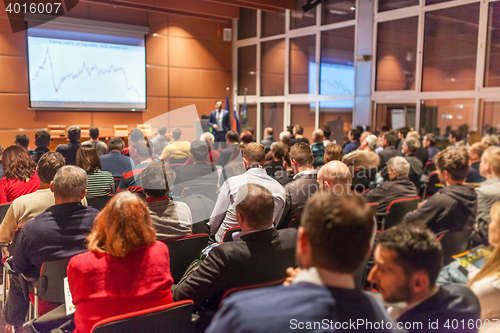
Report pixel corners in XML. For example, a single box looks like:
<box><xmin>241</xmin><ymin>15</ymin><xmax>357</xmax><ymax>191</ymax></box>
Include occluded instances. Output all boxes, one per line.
<box><xmin>387</xmin><ymin>287</ymin><xmax>440</xmax><ymax>320</ymax></box>
<box><xmin>292</xmin><ymin>267</ymin><xmax>355</xmax><ymax>289</ymax></box>
<box><xmin>293</xmin><ymin>169</ymin><xmax>317</xmax><ymax>180</ymax></box>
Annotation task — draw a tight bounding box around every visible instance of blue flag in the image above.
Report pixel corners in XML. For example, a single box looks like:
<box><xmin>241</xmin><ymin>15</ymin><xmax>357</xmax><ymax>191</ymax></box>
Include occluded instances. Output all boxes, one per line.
<box><xmin>241</xmin><ymin>92</ymin><xmax>248</xmax><ymax>131</ymax></box>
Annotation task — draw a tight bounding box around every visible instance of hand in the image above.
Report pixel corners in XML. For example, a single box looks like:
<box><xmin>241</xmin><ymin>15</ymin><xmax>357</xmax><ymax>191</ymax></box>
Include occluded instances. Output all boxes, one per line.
<box><xmin>283</xmin><ymin>267</ymin><xmax>302</xmax><ymax>286</ymax></box>
<box><xmin>212</xmin><ymin>124</ymin><xmax>219</xmax><ymax>131</ymax></box>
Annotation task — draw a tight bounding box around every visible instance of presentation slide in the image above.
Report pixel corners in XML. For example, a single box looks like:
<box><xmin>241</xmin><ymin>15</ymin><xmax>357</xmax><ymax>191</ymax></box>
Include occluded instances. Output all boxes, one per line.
<box><xmin>309</xmin><ymin>61</ymin><xmax>355</xmax><ymax>109</ymax></box>
<box><xmin>27</xmin><ymin>28</ymin><xmax>146</xmax><ymax>110</ymax></box>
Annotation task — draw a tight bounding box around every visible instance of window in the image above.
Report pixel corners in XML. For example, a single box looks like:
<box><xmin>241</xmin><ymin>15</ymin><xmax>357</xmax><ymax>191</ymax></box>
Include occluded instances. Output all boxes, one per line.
<box><xmin>291</xmin><ymin>104</ymin><xmax>316</xmax><ymax>140</ymax></box>
<box><xmin>374</xmin><ymin>104</ymin><xmax>417</xmax><ymax>132</ymax></box>
<box><xmin>322</xmin><ymin>0</ymin><xmax>356</xmax><ymax>25</ymax></box>
<box><xmin>290</xmin><ymin>35</ymin><xmax>316</xmax><ymax>94</ymax></box>
<box><xmin>319</xmin><ymin>101</ymin><xmax>353</xmax><ymax>145</ymax></box>
<box><xmin>290</xmin><ymin>0</ymin><xmax>316</xmax><ymax>30</ymax></box>
<box><xmin>238</xmin><ymin>8</ymin><xmax>257</xmax><ymax>40</ymax></box>
<box><xmin>484</xmin><ymin>1</ymin><xmax>500</xmax><ymax>88</ymax></box>
<box><xmin>483</xmin><ymin>101</ymin><xmax>500</xmax><ymax>135</ymax></box>
<box><xmin>261</xmin><ymin>39</ymin><xmax>286</xmax><ymax>96</ymax></box>
<box><xmin>238</xmin><ymin>45</ymin><xmax>257</xmax><ymax>96</ymax></box>
<box><xmin>261</xmin><ymin>103</ymin><xmax>284</xmax><ymax>139</ymax></box>
<box><xmin>378</xmin><ymin>0</ymin><xmax>419</xmax><ymax>12</ymax></box>
<box><xmin>261</xmin><ymin>9</ymin><xmax>286</xmax><ymax>37</ymax></box>
<box><xmin>425</xmin><ymin>0</ymin><xmax>453</xmax><ymax>5</ymax></box>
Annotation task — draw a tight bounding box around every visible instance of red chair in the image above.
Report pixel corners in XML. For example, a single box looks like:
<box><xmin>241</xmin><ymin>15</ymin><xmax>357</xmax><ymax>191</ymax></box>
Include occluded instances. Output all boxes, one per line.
<box><xmin>424</xmin><ymin>161</ymin><xmax>436</xmax><ymax>173</ymax></box>
<box><xmin>91</xmin><ymin>300</ymin><xmax>194</xmax><ymax>333</ymax></box>
<box><xmin>287</xmin><ymin>217</ymin><xmax>301</xmax><ymax>229</ymax></box>
<box><xmin>381</xmin><ymin>197</ymin><xmax>420</xmax><ymax>230</ymax></box>
<box><xmin>219</xmin><ymin>278</ymin><xmax>286</xmax><ymax>309</ymax></box>
<box><xmin>222</xmin><ymin>226</ymin><xmax>242</xmax><ymax>242</ymax></box>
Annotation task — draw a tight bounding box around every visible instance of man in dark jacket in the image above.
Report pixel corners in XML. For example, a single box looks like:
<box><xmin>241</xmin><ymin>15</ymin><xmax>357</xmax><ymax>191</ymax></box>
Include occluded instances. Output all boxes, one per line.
<box><xmin>55</xmin><ymin>125</ymin><xmax>81</xmax><ymax>165</ymax></box>
<box><xmin>260</xmin><ymin>127</ymin><xmax>275</xmax><ymax>152</ymax></box>
<box><xmin>403</xmin><ymin>148</ymin><xmax>477</xmax><ymax>234</ymax></box>
<box><xmin>402</xmin><ymin>137</ymin><xmax>424</xmax><ymax>189</ymax></box>
<box><xmin>216</xmin><ymin>130</ymin><xmax>240</xmax><ymax>167</ymax></box>
<box><xmin>277</xmin><ymin>143</ymin><xmax>318</xmax><ymax>229</ymax></box>
<box><xmin>378</xmin><ymin>132</ymin><xmax>403</xmax><ymax>170</ymax></box>
<box><xmin>263</xmin><ymin>142</ymin><xmax>285</xmax><ymax>178</ymax></box>
<box><xmin>365</xmin><ymin>156</ymin><xmax>417</xmax><ymax>213</ymax></box>
<box><xmin>466</xmin><ymin>142</ymin><xmax>486</xmax><ymax>183</ymax></box>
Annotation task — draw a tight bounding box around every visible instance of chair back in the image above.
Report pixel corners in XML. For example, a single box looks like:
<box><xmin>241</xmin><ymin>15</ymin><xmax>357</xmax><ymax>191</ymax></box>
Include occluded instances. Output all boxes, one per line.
<box><xmin>161</xmin><ymin>234</ymin><xmax>209</xmax><ymax>284</ymax></box>
<box><xmin>0</xmin><ymin>203</ymin><xmax>11</xmax><ymax>222</ymax></box>
<box><xmin>223</xmin><ymin>227</ymin><xmax>242</xmax><ymax>242</ymax></box>
<box><xmin>423</xmin><ymin>171</ymin><xmax>440</xmax><ymax>198</ymax></box>
<box><xmin>352</xmin><ymin>167</ymin><xmax>378</xmax><ymax>193</ymax></box>
<box><xmin>91</xmin><ymin>300</ymin><xmax>194</xmax><ymax>333</ymax></box>
<box><xmin>86</xmin><ymin>196</ymin><xmax>113</xmax><ymax>211</ymax></box>
<box><xmin>438</xmin><ymin>229</ymin><xmax>472</xmax><ymax>265</ymax></box>
<box><xmin>47</xmin><ymin>125</ymin><xmax>65</xmax><ymax>137</ymax></box>
<box><xmin>424</xmin><ymin>161</ymin><xmax>436</xmax><ymax>173</ymax></box>
<box><xmin>219</xmin><ymin>279</ymin><xmax>285</xmax><ymax>309</ymax></box>
<box><xmin>191</xmin><ymin>220</ymin><xmax>210</xmax><ymax>235</ymax></box>
<box><xmin>384</xmin><ymin>197</ymin><xmax>420</xmax><ymax>229</ymax></box>
<box><xmin>35</xmin><ymin>257</ymin><xmax>72</xmax><ymax>303</ymax></box>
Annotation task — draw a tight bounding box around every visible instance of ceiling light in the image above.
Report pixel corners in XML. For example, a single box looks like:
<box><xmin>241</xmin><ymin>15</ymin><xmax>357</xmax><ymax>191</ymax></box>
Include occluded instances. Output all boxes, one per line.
<box><xmin>350</xmin><ymin>7</ymin><xmax>356</xmax><ymax>10</ymax></box>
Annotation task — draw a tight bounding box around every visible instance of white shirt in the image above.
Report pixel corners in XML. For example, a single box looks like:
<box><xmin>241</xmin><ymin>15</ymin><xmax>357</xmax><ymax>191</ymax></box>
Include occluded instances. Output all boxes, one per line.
<box><xmin>217</xmin><ymin>110</ymin><xmax>223</xmax><ymax>130</ymax></box>
<box><xmin>210</xmin><ymin>168</ymin><xmax>286</xmax><ymax>242</ymax></box>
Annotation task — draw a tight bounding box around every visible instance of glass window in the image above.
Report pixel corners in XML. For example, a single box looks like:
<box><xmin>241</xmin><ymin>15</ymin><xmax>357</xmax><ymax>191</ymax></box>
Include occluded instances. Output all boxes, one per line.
<box><xmin>376</xmin><ymin>17</ymin><xmax>418</xmax><ymax>91</ymax></box>
<box><xmin>238</xmin><ymin>8</ymin><xmax>257</xmax><ymax>40</ymax></box>
<box><xmin>485</xmin><ymin>2</ymin><xmax>500</xmax><ymax>87</ymax></box>
<box><xmin>426</xmin><ymin>0</ymin><xmax>452</xmax><ymax>5</ymax></box>
<box><xmin>422</xmin><ymin>3</ymin><xmax>480</xmax><ymax>92</ymax></box>
<box><xmin>291</xmin><ymin>0</ymin><xmax>316</xmax><ymax>29</ymax></box>
<box><xmin>261</xmin><ymin>103</ymin><xmax>284</xmax><ymax>140</ymax></box>
<box><xmin>378</xmin><ymin>0</ymin><xmax>419</xmax><ymax>12</ymax></box>
<box><xmin>319</xmin><ymin>100</ymin><xmax>353</xmax><ymax>146</ymax></box>
<box><xmin>241</xmin><ymin>104</ymin><xmax>257</xmax><ymax>135</ymax></box>
<box><xmin>261</xmin><ymin>39</ymin><xmax>285</xmax><ymax>96</ymax></box>
<box><xmin>420</xmin><ymin>99</ymin><xmax>475</xmax><ymax>146</ymax></box>
<box><xmin>374</xmin><ymin>104</ymin><xmax>417</xmax><ymax>133</ymax></box>
<box><xmin>482</xmin><ymin>101</ymin><xmax>500</xmax><ymax>135</ymax></box>
<box><xmin>261</xmin><ymin>9</ymin><xmax>286</xmax><ymax>37</ymax></box>
<box><xmin>322</xmin><ymin>0</ymin><xmax>356</xmax><ymax>25</ymax></box>
<box><xmin>291</xmin><ymin>104</ymin><xmax>316</xmax><ymax>141</ymax></box>
<box><xmin>238</xmin><ymin>45</ymin><xmax>257</xmax><ymax>96</ymax></box>
<box><xmin>320</xmin><ymin>27</ymin><xmax>355</xmax><ymax>96</ymax></box>
<box><xmin>290</xmin><ymin>35</ymin><xmax>316</xmax><ymax>94</ymax></box>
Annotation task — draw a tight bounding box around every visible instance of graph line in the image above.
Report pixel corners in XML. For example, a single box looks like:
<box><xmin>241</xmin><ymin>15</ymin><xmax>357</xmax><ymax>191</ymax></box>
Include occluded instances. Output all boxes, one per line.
<box><xmin>30</xmin><ymin>47</ymin><xmax>143</xmax><ymax>98</ymax></box>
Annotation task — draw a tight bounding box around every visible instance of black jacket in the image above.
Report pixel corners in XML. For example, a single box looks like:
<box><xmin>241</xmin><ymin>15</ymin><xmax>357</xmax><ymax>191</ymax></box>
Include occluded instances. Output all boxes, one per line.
<box><xmin>216</xmin><ymin>144</ymin><xmax>240</xmax><ymax>167</ymax></box>
<box><xmin>275</xmin><ymin>170</ymin><xmax>294</xmax><ymax>186</ymax></box>
<box><xmin>55</xmin><ymin>141</ymin><xmax>81</xmax><ymax>166</ymax></box>
<box><xmin>403</xmin><ymin>184</ymin><xmax>477</xmax><ymax>234</ymax></box>
<box><xmin>378</xmin><ymin>146</ymin><xmax>403</xmax><ymax>170</ymax></box>
<box><xmin>365</xmin><ymin>177</ymin><xmax>417</xmax><ymax>213</ymax></box>
<box><xmin>466</xmin><ymin>162</ymin><xmax>485</xmax><ymax>183</ymax></box>
<box><xmin>264</xmin><ymin>160</ymin><xmax>284</xmax><ymax>179</ymax></box>
<box><xmin>416</xmin><ymin>147</ymin><xmax>429</xmax><ymax>167</ymax></box>
<box><xmin>404</xmin><ymin>155</ymin><xmax>424</xmax><ymax>189</ymax></box>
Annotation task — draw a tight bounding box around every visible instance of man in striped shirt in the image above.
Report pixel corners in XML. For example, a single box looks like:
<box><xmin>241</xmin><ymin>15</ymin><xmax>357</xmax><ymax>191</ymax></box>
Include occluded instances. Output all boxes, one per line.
<box><xmin>118</xmin><ymin>140</ymin><xmax>153</xmax><ymax>198</ymax></box>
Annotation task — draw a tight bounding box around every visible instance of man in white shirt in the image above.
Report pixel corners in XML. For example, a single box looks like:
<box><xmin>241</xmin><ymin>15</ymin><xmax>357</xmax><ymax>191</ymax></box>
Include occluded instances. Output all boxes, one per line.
<box><xmin>210</xmin><ymin>142</ymin><xmax>286</xmax><ymax>242</ymax></box>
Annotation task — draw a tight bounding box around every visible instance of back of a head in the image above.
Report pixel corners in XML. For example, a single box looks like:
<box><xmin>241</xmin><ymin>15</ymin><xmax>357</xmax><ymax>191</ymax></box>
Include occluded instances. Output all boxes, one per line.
<box><xmin>318</xmin><ymin>161</ymin><xmax>352</xmax><ymax>188</ymax></box>
<box><xmin>235</xmin><ymin>184</ymin><xmax>274</xmax><ymax>229</ymax></box>
<box><xmin>108</xmin><ymin>137</ymin><xmax>125</xmax><ymax>151</ymax></box>
<box><xmin>450</xmin><ymin>130</ymin><xmax>462</xmax><ymax>141</ymax></box>
<box><xmin>301</xmin><ymin>192</ymin><xmax>373</xmax><ymax>273</ymax></box>
<box><xmin>290</xmin><ymin>142</ymin><xmax>313</xmax><ymax>167</ymax></box>
<box><xmin>384</xmin><ymin>132</ymin><xmax>396</xmax><ymax>146</ymax></box>
<box><xmin>172</xmin><ymin>128</ymin><xmax>182</xmax><ymax>141</ymax></box>
<box><xmin>425</xmin><ymin>133</ymin><xmax>437</xmax><ymax>146</ymax></box>
<box><xmin>2</xmin><ymin>145</ymin><xmax>36</xmax><ymax>180</ymax></box>
<box><xmin>130</xmin><ymin>128</ymin><xmax>144</xmax><ymax>143</ymax></box>
<box><xmin>350</xmin><ymin>128</ymin><xmax>361</xmax><ymax>141</ymax></box>
<box><xmin>35</xmin><ymin>131</ymin><xmax>51</xmax><ymax>148</ymax></box>
<box><xmin>294</xmin><ymin>124</ymin><xmax>304</xmax><ymax>135</ymax></box>
<box><xmin>279</xmin><ymin>131</ymin><xmax>291</xmax><ymax>144</ymax></box>
<box><xmin>226</xmin><ymin>130</ymin><xmax>239</xmax><ymax>143</ymax></box>
<box><xmin>158</xmin><ymin>125</ymin><xmax>167</xmax><ymax>136</ymax></box>
<box><xmin>324</xmin><ymin>143</ymin><xmax>344</xmax><ymax>162</ymax></box>
<box><xmin>190</xmin><ymin>140</ymin><xmax>209</xmax><ymax>161</ymax></box>
<box><xmin>15</xmin><ymin>134</ymin><xmax>29</xmax><ymax>148</ymax></box>
<box><xmin>37</xmin><ymin>152</ymin><xmax>66</xmax><ymax>184</ymax></box>
<box><xmin>243</xmin><ymin>142</ymin><xmax>266</xmax><ymax>165</ymax></box>
<box><xmin>381</xmin><ymin>125</ymin><xmax>390</xmax><ymax>133</ymax></box>
<box><xmin>321</xmin><ymin>125</ymin><xmax>331</xmax><ymax>139</ymax></box>
<box><xmin>200</xmin><ymin>132</ymin><xmax>215</xmax><ymax>147</ymax></box>
<box><xmin>470</xmin><ymin>142</ymin><xmax>487</xmax><ymax>160</ymax></box>
<box><xmin>407</xmin><ymin>131</ymin><xmax>420</xmax><ymax>140</ymax></box>
<box><xmin>89</xmin><ymin>126</ymin><xmax>99</xmax><ymax>140</ymax></box>
<box><xmin>67</xmin><ymin>126</ymin><xmax>81</xmax><ymax>142</ymax></box>
<box><xmin>434</xmin><ymin>148</ymin><xmax>469</xmax><ymax>181</ymax></box>
<box><xmin>365</xmin><ymin>135</ymin><xmax>379</xmax><ymax>151</ymax></box>
<box><xmin>483</xmin><ymin>146</ymin><xmax>500</xmax><ymax>176</ymax></box>
<box><xmin>265</xmin><ymin>127</ymin><xmax>273</xmax><ymax>136</ymax></box>
<box><xmin>135</xmin><ymin>140</ymin><xmax>153</xmax><ymax>159</ymax></box>
<box><xmin>53</xmin><ymin>165</ymin><xmax>88</xmax><ymax>201</ymax></box>
<box><xmin>313</xmin><ymin>129</ymin><xmax>324</xmax><ymax>142</ymax></box>
<box><xmin>387</xmin><ymin>156</ymin><xmax>410</xmax><ymax>178</ymax></box>
<box><xmin>141</xmin><ymin>160</ymin><xmax>175</xmax><ymax>198</ymax></box>
<box><xmin>404</xmin><ymin>137</ymin><xmax>421</xmax><ymax>155</ymax></box>
<box><xmin>87</xmin><ymin>191</ymin><xmax>156</xmax><ymax>257</ymax></box>
<box><xmin>76</xmin><ymin>145</ymin><xmax>101</xmax><ymax>174</ymax></box>
<box><xmin>399</xmin><ymin>127</ymin><xmax>410</xmax><ymax>138</ymax></box>
<box><xmin>240</xmin><ymin>131</ymin><xmax>253</xmax><ymax>144</ymax></box>
<box><xmin>270</xmin><ymin>141</ymin><xmax>285</xmax><ymax>160</ymax></box>
<box><xmin>377</xmin><ymin>223</ymin><xmax>443</xmax><ymax>288</ymax></box>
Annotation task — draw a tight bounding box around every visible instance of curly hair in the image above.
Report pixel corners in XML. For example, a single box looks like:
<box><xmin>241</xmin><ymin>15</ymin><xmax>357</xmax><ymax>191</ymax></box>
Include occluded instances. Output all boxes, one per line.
<box><xmin>2</xmin><ymin>146</ymin><xmax>36</xmax><ymax>181</ymax></box>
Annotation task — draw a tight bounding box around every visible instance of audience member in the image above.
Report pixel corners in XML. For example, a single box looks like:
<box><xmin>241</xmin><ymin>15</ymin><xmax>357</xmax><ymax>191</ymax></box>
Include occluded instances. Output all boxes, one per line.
<box><xmin>476</xmin><ymin>146</ymin><xmax>500</xmax><ymax>225</ymax></box>
<box><xmin>275</xmin><ymin>151</ymin><xmax>294</xmax><ymax>186</ymax></box>
<box><xmin>365</xmin><ymin>157</ymin><xmax>417</xmax><ymax>213</ymax></box>
<box><xmin>264</xmin><ymin>141</ymin><xmax>285</xmax><ymax>178</ymax></box>
<box><xmin>5</xmin><ymin>166</ymin><xmax>99</xmax><ymax>327</ymax></box>
<box><xmin>375</xmin><ymin>133</ymin><xmax>384</xmax><ymax>154</ymax></box>
<box><xmin>82</xmin><ymin>126</ymin><xmax>108</xmax><ymax>156</ymax></box>
<box><xmin>449</xmin><ymin>130</ymin><xmax>469</xmax><ymax>149</ymax></box>
<box><xmin>261</xmin><ymin>127</ymin><xmax>275</xmax><ymax>152</ymax></box>
<box><xmin>378</xmin><ymin>132</ymin><xmax>403</xmax><ymax>170</ymax></box>
<box><xmin>32</xmin><ymin>130</ymin><xmax>51</xmax><ymax>164</ymax></box>
<box><xmin>210</xmin><ymin>143</ymin><xmax>286</xmax><ymax>242</ymax></box>
<box><xmin>141</xmin><ymin>161</ymin><xmax>192</xmax><ymax>240</ymax></box>
<box><xmin>118</xmin><ymin>140</ymin><xmax>154</xmax><ymax>196</ymax></box>
<box><xmin>310</xmin><ymin>129</ymin><xmax>325</xmax><ymax>167</ymax></box>
<box><xmin>422</xmin><ymin>133</ymin><xmax>440</xmax><ymax>162</ymax></box>
<box><xmin>359</xmin><ymin>131</ymin><xmax>371</xmax><ymax>145</ymax></box>
<box><xmin>183</xmin><ymin>133</ymin><xmax>220</xmax><ymax>165</ymax></box>
<box><xmin>482</xmin><ymin>134</ymin><xmax>499</xmax><ymax>147</ymax></box>
<box><xmin>469</xmin><ymin>201</ymin><xmax>500</xmax><ymax>323</ymax></box>
<box><xmin>324</xmin><ymin>142</ymin><xmax>344</xmax><ymax>163</ymax></box>
<box><xmin>68</xmin><ymin>191</ymin><xmax>174</xmax><ymax>333</ymax></box>
<box><xmin>208</xmin><ymin>99</ymin><xmax>230</xmax><ymax>145</ymax></box>
<box><xmin>159</xmin><ymin>128</ymin><xmax>191</xmax><ymax>162</ymax></box>
<box><xmin>322</xmin><ymin>125</ymin><xmax>333</xmax><ymax>146</ymax></box>
<box><xmin>122</xmin><ymin>128</ymin><xmax>144</xmax><ymax>165</ymax></box>
<box><xmin>151</xmin><ymin>124</ymin><xmax>169</xmax><ymax>154</ymax></box>
<box><xmin>402</xmin><ymin>137</ymin><xmax>424</xmax><ymax>189</ymax></box>
<box><xmin>317</xmin><ymin>160</ymin><xmax>352</xmax><ymax>193</ymax></box>
<box><xmin>217</xmin><ymin>130</ymin><xmax>240</xmax><ymax>167</ymax></box>
<box><xmin>208</xmin><ymin>192</ymin><xmax>398</xmax><ymax>333</ymax></box>
<box><xmin>0</xmin><ymin>145</ymin><xmax>3</xmax><ymax>179</ymax></box>
<box><xmin>0</xmin><ymin>152</ymin><xmax>66</xmax><ymax>244</ymax></box>
<box><xmin>343</xmin><ymin>128</ymin><xmax>361</xmax><ymax>154</ymax></box>
<box><xmin>76</xmin><ymin>145</ymin><xmax>114</xmax><ymax>197</ymax></box>
<box><xmin>407</xmin><ymin>131</ymin><xmax>429</xmax><ymax>166</ymax></box>
<box><xmin>239</xmin><ymin>131</ymin><xmax>253</xmax><ymax>144</ymax></box>
<box><xmin>55</xmin><ymin>125</ymin><xmax>81</xmax><ymax>165</ymax></box>
<box><xmin>290</xmin><ymin>125</ymin><xmax>309</xmax><ymax>146</ymax></box>
<box><xmin>368</xmin><ymin>223</ymin><xmax>480</xmax><ymax>333</ymax></box>
<box><xmin>279</xmin><ymin>130</ymin><xmax>292</xmax><ymax>146</ymax></box>
<box><xmin>395</xmin><ymin>127</ymin><xmax>410</xmax><ymax>152</ymax></box>
<box><xmin>0</xmin><ymin>146</ymin><xmax>40</xmax><ymax>204</ymax></box>
<box><xmin>14</xmin><ymin>134</ymin><xmax>30</xmax><ymax>151</ymax></box>
<box><xmin>467</xmin><ymin>142</ymin><xmax>487</xmax><ymax>183</ymax></box>
<box><xmin>277</xmin><ymin>143</ymin><xmax>318</xmax><ymax>229</ymax></box>
<box><xmin>174</xmin><ymin>140</ymin><xmax>216</xmax><ymax>185</ymax></box>
<box><xmin>175</xmin><ymin>184</ymin><xmax>296</xmax><ymax>310</ymax></box>
<box><xmin>99</xmin><ymin>137</ymin><xmax>134</xmax><ymax>178</ymax></box>
<box><xmin>403</xmin><ymin>149</ymin><xmax>476</xmax><ymax>234</ymax></box>
<box><xmin>342</xmin><ymin>134</ymin><xmax>380</xmax><ymax>175</ymax></box>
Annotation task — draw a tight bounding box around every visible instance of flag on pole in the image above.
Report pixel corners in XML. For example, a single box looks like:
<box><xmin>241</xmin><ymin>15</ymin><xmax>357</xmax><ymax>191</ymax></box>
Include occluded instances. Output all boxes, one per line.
<box><xmin>241</xmin><ymin>91</ymin><xmax>248</xmax><ymax>131</ymax></box>
<box><xmin>232</xmin><ymin>105</ymin><xmax>240</xmax><ymax>133</ymax></box>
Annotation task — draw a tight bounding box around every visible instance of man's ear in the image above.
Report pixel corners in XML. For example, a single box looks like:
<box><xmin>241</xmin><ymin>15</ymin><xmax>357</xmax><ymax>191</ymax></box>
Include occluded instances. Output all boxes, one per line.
<box><xmin>79</xmin><ymin>189</ymin><xmax>87</xmax><ymax>201</ymax></box>
<box><xmin>297</xmin><ymin>226</ymin><xmax>313</xmax><ymax>269</ymax></box>
<box><xmin>243</xmin><ymin>157</ymin><xmax>249</xmax><ymax>168</ymax></box>
<box><xmin>49</xmin><ymin>181</ymin><xmax>55</xmax><ymax>193</ymax></box>
<box><xmin>410</xmin><ymin>271</ymin><xmax>430</xmax><ymax>295</ymax></box>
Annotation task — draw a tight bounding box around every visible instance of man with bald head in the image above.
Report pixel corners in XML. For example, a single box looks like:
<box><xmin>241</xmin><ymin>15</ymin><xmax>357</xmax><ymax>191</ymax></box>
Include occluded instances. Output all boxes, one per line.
<box><xmin>342</xmin><ymin>134</ymin><xmax>380</xmax><ymax>176</ymax></box>
<box><xmin>310</xmin><ymin>129</ymin><xmax>325</xmax><ymax>167</ymax></box>
<box><xmin>317</xmin><ymin>161</ymin><xmax>352</xmax><ymax>194</ymax></box>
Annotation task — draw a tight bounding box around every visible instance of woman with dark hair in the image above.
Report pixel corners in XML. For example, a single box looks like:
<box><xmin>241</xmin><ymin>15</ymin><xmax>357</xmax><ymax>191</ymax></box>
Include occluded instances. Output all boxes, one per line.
<box><xmin>0</xmin><ymin>146</ymin><xmax>40</xmax><ymax>203</ymax></box>
<box><xmin>76</xmin><ymin>145</ymin><xmax>114</xmax><ymax>197</ymax></box>
<box><xmin>68</xmin><ymin>192</ymin><xmax>174</xmax><ymax>333</ymax></box>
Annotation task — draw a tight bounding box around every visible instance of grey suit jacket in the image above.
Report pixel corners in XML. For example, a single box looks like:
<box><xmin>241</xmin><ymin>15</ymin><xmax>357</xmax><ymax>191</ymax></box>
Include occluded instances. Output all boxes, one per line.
<box><xmin>476</xmin><ymin>177</ymin><xmax>500</xmax><ymax>223</ymax></box>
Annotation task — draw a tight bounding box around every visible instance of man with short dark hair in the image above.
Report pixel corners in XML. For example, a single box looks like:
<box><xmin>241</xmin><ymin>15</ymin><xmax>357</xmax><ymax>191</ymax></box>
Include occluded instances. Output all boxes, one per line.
<box><xmin>159</xmin><ymin>128</ymin><xmax>191</xmax><ymax>162</ymax></box>
<box><xmin>378</xmin><ymin>132</ymin><xmax>403</xmax><ymax>170</ymax></box>
<box><xmin>290</xmin><ymin>125</ymin><xmax>309</xmax><ymax>146</ymax></box>
<box><xmin>99</xmin><ymin>137</ymin><xmax>134</xmax><ymax>178</ymax></box>
<box><xmin>14</xmin><ymin>134</ymin><xmax>30</xmax><ymax>151</ymax></box>
<box><xmin>322</xmin><ymin>125</ymin><xmax>333</xmax><ymax>146</ymax></box>
<box><xmin>118</xmin><ymin>140</ymin><xmax>154</xmax><ymax>196</ymax></box>
<box><xmin>402</xmin><ymin>137</ymin><xmax>424</xmax><ymax>189</ymax></box>
<box><xmin>55</xmin><ymin>125</ymin><xmax>81</xmax><ymax>165</ymax></box>
<box><xmin>368</xmin><ymin>223</ymin><xmax>480</xmax><ymax>333</ymax></box>
<box><xmin>264</xmin><ymin>141</ymin><xmax>285</xmax><ymax>178</ymax></box>
<box><xmin>422</xmin><ymin>133</ymin><xmax>440</xmax><ymax>162</ymax></box>
<box><xmin>396</xmin><ymin>127</ymin><xmax>410</xmax><ymax>152</ymax></box>
<box><xmin>5</xmin><ymin>166</ymin><xmax>99</xmax><ymax>327</ymax></box>
<box><xmin>217</xmin><ymin>130</ymin><xmax>241</xmax><ymax>167</ymax></box>
<box><xmin>151</xmin><ymin>124</ymin><xmax>169</xmax><ymax>154</ymax></box>
<box><xmin>466</xmin><ymin>142</ymin><xmax>487</xmax><ymax>183</ymax></box>
<box><xmin>174</xmin><ymin>140</ymin><xmax>216</xmax><ymax>185</ymax></box>
<box><xmin>343</xmin><ymin>128</ymin><xmax>361</xmax><ymax>154</ymax></box>
<box><xmin>83</xmin><ymin>126</ymin><xmax>108</xmax><ymax>156</ymax></box>
<box><xmin>32</xmin><ymin>130</ymin><xmax>51</xmax><ymax>164</ymax></box>
<box><xmin>142</xmin><ymin>161</ymin><xmax>192</xmax><ymax>240</ymax></box>
<box><xmin>122</xmin><ymin>128</ymin><xmax>145</xmax><ymax>165</ymax></box>
<box><xmin>208</xmin><ymin>192</ymin><xmax>400</xmax><ymax>333</ymax></box>
<box><xmin>403</xmin><ymin>148</ymin><xmax>477</xmax><ymax>234</ymax></box>
<box><xmin>260</xmin><ymin>127</ymin><xmax>275</xmax><ymax>152</ymax></box>
<box><xmin>175</xmin><ymin>184</ymin><xmax>296</xmax><ymax>311</ymax></box>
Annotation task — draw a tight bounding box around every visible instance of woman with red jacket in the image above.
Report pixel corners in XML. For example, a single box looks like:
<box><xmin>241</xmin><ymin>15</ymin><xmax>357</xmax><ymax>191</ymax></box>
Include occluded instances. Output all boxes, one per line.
<box><xmin>0</xmin><ymin>146</ymin><xmax>40</xmax><ymax>203</ymax></box>
<box><xmin>67</xmin><ymin>191</ymin><xmax>174</xmax><ymax>333</ymax></box>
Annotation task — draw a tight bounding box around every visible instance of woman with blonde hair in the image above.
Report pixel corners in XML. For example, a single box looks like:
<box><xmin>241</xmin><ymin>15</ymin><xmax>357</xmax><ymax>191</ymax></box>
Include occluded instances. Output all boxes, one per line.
<box><xmin>469</xmin><ymin>200</ymin><xmax>500</xmax><ymax>329</ymax></box>
<box><xmin>67</xmin><ymin>191</ymin><xmax>174</xmax><ymax>333</ymax></box>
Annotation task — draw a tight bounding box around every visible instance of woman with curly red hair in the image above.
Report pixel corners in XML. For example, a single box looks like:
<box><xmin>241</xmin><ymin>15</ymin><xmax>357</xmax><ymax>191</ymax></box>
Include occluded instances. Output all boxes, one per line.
<box><xmin>0</xmin><ymin>146</ymin><xmax>40</xmax><ymax>203</ymax></box>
